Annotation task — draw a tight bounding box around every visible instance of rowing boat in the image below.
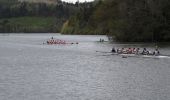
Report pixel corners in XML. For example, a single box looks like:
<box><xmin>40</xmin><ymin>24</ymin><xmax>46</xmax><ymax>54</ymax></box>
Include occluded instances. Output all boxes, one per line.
<box><xmin>43</xmin><ymin>42</ymin><xmax>79</xmax><ymax>45</ymax></box>
<box><xmin>117</xmin><ymin>53</ymin><xmax>170</xmax><ymax>59</ymax></box>
<box><xmin>96</xmin><ymin>51</ymin><xmax>170</xmax><ymax>59</ymax></box>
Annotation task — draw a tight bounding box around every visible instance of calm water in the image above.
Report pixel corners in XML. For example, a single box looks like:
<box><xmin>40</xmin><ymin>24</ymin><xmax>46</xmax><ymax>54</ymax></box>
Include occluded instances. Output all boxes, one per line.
<box><xmin>0</xmin><ymin>34</ymin><xmax>170</xmax><ymax>100</ymax></box>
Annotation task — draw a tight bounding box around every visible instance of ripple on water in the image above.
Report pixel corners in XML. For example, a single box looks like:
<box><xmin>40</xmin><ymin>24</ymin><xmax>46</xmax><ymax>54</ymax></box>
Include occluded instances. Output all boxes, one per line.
<box><xmin>0</xmin><ymin>34</ymin><xmax>170</xmax><ymax>100</ymax></box>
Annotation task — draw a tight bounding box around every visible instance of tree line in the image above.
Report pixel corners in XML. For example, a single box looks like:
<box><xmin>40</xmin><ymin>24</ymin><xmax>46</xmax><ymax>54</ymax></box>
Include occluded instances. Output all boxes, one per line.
<box><xmin>62</xmin><ymin>0</ymin><xmax>170</xmax><ymax>42</ymax></box>
<box><xmin>0</xmin><ymin>1</ymin><xmax>76</xmax><ymax>18</ymax></box>
<box><xmin>0</xmin><ymin>0</ymin><xmax>79</xmax><ymax>33</ymax></box>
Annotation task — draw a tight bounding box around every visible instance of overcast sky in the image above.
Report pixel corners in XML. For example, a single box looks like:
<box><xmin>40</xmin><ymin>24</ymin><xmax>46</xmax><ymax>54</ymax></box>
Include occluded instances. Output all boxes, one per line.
<box><xmin>62</xmin><ymin>0</ymin><xmax>94</xmax><ymax>3</ymax></box>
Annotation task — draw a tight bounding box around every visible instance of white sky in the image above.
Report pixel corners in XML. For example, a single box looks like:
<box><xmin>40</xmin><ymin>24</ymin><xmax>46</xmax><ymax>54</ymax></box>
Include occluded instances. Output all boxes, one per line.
<box><xmin>62</xmin><ymin>0</ymin><xmax>94</xmax><ymax>3</ymax></box>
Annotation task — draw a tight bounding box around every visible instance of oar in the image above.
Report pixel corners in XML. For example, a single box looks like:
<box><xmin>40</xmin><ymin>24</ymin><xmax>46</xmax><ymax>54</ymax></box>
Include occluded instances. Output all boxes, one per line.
<box><xmin>96</xmin><ymin>51</ymin><xmax>113</xmax><ymax>53</ymax></box>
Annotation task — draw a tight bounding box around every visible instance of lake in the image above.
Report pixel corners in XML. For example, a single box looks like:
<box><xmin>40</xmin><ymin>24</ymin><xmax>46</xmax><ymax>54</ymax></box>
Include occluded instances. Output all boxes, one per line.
<box><xmin>0</xmin><ymin>33</ymin><xmax>170</xmax><ymax>100</ymax></box>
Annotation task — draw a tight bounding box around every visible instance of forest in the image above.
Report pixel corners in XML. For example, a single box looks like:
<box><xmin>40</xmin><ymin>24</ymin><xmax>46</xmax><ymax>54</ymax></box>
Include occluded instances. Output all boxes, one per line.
<box><xmin>0</xmin><ymin>0</ymin><xmax>80</xmax><ymax>33</ymax></box>
<box><xmin>62</xmin><ymin>0</ymin><xmax>170</xmax><ymax>42</ymax></box>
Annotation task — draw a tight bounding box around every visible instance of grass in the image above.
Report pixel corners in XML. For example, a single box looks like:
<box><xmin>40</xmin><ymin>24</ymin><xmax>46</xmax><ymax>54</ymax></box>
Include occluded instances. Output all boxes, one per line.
<box><xmin>0</xmin><ymin>0</ymin><xmax>18</xmax><ymax>5</ymax></box>
<box><xmin>0</xmin><ymin>16</ymin><xmax>60</xmax><ymax>32</ymax></box>
<box><xmin>4</xmin><ymin>16</ymin><xmax>56</xmax><ymax>27</ymax></box>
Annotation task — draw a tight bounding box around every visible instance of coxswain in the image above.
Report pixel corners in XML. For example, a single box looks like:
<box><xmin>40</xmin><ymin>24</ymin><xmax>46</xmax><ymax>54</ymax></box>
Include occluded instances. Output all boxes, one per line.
<box><xmin>111</xmin><ymin>47</ymin><xmax>116</xmax><ymax>53</ymax></box>
<box><xmin>47</xmin><ymin>40</ymin><xmax>49</xmax><ymax>44</ymax></box>
<box><xmin>153</xmin><ymin>48</ymin><xmax>160</xmax><ymax>56</ymax></box>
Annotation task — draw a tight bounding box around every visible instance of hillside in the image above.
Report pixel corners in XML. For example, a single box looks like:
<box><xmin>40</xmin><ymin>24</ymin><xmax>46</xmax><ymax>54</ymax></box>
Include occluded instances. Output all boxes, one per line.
<box><xmin>62</xmin><ymin>0</ymin><xmax>170</xmax><ymax>42</ymax></box>
<box><xmin>0</xmin><ymin>0</ymin><xmax>18</xmax><ymax>5</ymax></box>
<box><xmin>18</xmin><ymin>0</ymin><xmax>61</xmax><ymax>4</ymax></box>
<box><xmin>0</xmin><ymin>17</ymin><xmax>63</xmax><ymax>33</ymax></box>
<box><xmin>0</xmin><ymin>0</ymin><xmax>80</xmax><ymax>33</ymax></box>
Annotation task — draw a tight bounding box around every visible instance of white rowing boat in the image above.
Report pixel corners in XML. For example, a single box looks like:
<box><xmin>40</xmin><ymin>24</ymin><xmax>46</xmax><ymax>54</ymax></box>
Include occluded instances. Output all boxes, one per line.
<box><xmin>118</xmin><ymin>53</ymin><xmax>170</xmax><ymax>59</ymax></box>
<box><xmin>96</xmin><ymin>51</ymin><xmax>170</xmax><ymax>59</ymax></box>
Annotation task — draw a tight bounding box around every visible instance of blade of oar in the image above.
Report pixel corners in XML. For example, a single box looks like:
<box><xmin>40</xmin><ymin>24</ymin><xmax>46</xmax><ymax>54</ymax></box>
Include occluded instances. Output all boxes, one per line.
<box><xmin>96</xmin><ymin>51</ymin><xmax>112</xmax><ymax>53</ymax></box>
<box><xmin>160</xmin><ymin>54</ymin><xmax>170</xmax><ymax>57</ymax></box>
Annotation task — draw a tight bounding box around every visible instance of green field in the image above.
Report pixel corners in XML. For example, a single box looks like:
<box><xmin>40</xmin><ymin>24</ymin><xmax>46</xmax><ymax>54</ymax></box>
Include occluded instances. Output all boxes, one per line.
<box><xmin>0</xmin><ymin>0</ymin><xmax>18</xmax><ymax>5</ymax></box>
<box><xmin>0</xmin><ymin>17</ymin><xmax>63</xmax><ymax>33</ymax></box>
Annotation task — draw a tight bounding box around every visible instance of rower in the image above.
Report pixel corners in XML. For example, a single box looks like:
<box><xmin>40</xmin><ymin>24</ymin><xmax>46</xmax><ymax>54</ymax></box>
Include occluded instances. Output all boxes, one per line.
<box><xmin>128</xmin><ymin>48</ymin><xmax>133</xmax><ymax>54</ymax></box>
<box><xmin>142</xmin><ymin>48</ymin><xmax>149</xmax><ymax>55</ymax></box>
<box><xmin>117</xmin><ymin>48</ymin><xmax>120</xmax><ymax>53</ymax></box>
<box><xmin>99</xmin><ymin>38</ymin><xmax>102</xmax><ymax>42</ymax></box>
<box><xmin>122</xmin><ymin>48</ymin><xmax>126</xmax><ymax>54</ymax></box>
<box><xmin>136</xmin><ymin>48</ymin><xmax>140</xmax><ymax>54</ymax></box>
<box><xmin>132</xmin><ymin>48</ymin><xmax>136</xmax><ymax>54</ymax></box>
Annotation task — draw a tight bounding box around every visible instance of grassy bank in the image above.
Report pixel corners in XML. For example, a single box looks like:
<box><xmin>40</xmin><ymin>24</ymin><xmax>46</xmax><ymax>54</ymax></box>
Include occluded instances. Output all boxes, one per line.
<box><xmin>0</xmin><ymin>16</ymin><xmax>65</xmax><ymax>33</ymax></box>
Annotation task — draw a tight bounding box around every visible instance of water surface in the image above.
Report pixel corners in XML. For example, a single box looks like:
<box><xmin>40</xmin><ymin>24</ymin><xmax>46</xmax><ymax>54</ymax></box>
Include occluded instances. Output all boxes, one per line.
<box><xmin>0</xmin><ymin>34</ymin><xmax>170</xmax><ymax>100</ymax></box>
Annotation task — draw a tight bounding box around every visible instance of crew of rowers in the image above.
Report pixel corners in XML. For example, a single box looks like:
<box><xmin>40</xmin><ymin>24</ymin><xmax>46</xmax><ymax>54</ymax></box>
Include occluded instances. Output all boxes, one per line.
<box><xmin>46</xmin><ymin>37</ymin><xmax>78</xmax><ymax>45</ymax></box>
<box><xmin>47</xmin><ymin>39</ymin><xmax>66</xmax><ymax>44</ymax></box>
<box><xmin>111</xmin><ymin>47</ymin><xmax>160</xmax><ymax>55</ymax></box>
<box><xmin>99</xmin><ymin>38</ymin><xmax>105</xmax><ymax>42</ymax></box>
